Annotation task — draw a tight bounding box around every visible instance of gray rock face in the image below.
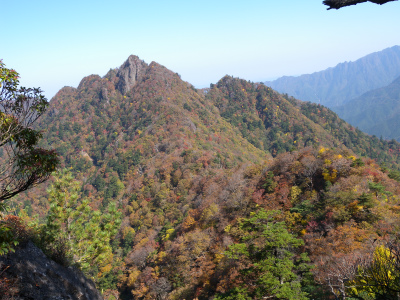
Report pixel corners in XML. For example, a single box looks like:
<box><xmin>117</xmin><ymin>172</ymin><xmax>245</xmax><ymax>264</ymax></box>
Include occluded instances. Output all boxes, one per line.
<box><xmin>116</xmin><ymin>55</ymin><xmax>147</xmax><ymax>94</ymax></box>
<box><xmin>0</xmin><ymin>241</ymin><xmax>103</xmax><ymax>300</ymax></box>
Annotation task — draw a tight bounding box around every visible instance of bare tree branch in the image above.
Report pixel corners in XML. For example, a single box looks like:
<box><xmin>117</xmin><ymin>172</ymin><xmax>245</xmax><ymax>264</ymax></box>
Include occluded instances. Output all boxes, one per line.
<box><xmin>323</xmin><ymin>0</ymin><xmax>397</xmax><ymax>10</ymax></box>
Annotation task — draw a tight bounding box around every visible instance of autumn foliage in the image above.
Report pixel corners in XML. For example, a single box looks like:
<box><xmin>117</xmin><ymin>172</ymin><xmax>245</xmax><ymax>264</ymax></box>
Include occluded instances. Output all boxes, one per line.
<box><xmin>3</xmin><ymin>57</ymin><xmax>400</xmax><ymax>299</ymax></box>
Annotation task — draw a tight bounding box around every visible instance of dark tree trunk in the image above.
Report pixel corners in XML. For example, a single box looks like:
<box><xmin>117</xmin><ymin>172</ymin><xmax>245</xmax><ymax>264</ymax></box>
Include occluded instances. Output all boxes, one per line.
<box><xmin>323</xmin><ymin>0</ymin><xmax>397</xmax><ymax>9</ymax></box>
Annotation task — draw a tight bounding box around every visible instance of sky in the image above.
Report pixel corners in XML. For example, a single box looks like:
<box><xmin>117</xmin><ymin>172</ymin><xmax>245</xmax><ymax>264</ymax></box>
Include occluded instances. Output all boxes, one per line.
<box><xmin>2</xmin><ymin>0</ymin><xmax>400</xmax><ymax>100</ymax></box>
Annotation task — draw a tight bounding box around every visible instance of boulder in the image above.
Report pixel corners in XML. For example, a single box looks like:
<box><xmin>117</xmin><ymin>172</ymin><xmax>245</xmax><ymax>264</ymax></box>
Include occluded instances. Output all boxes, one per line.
<box><xmin>0</xmin><ymin>241</ymin><xmax>103</xmax><ymax>300</ymax></box>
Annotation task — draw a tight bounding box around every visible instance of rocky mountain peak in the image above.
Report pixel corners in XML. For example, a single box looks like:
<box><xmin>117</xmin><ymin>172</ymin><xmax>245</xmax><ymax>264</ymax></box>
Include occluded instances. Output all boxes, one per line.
<box><xmin>116</xmin><ymin>55</ymin><xmax>148</xmax><ymax>94</ymax></box>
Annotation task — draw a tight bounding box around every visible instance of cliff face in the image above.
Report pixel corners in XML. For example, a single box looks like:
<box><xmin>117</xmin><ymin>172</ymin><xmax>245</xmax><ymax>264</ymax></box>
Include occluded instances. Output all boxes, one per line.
<box><xmin>0</xmin><ymin>241</ymin><xmax>103</xmax><ymax>300</ymax></box>
<box><xmin>115</xmin><ymin>55</ymin><xmax>147</xmax><ymax>94</ymax></box>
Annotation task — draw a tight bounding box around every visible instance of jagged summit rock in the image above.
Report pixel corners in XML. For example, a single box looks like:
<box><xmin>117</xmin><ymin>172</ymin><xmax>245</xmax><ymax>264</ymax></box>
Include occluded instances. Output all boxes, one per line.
<box><xmin>116</xmin><ymin>55</ymin><xmax>147</xmax><ymax>94</ymax></box>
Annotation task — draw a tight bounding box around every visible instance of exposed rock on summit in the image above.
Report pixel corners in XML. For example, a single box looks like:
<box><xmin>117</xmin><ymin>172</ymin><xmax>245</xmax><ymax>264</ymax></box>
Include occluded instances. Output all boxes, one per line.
<box><xmin>116</xmin><ymin>55</ymin><xmax>147</xmax><ymax>94</ymax></box>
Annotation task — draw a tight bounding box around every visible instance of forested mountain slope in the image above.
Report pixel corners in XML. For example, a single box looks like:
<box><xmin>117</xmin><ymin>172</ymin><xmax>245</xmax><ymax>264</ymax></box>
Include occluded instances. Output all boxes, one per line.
<box><xmin>265</xmin><ymin>45</ymin><xmax>400</xmax><ymax>108</ymax></box>
<box><xmin>207</xmin><ymin>77</ymin><xmax>400</xmax><ymax>169</ymax></box>
<box><xmin>10</xmin><ymin>55</ymin><xmax>400</xmax><ymax>299</ymax></box>
<box><xmin>334</xmin><ymin>75</ymin><xmax>400</xmax><ymax>142</ymax></box>
<box><xmin>26</xmin><ymin>56</ymin><xmax>267</xmax><ymax>215</ymax></box>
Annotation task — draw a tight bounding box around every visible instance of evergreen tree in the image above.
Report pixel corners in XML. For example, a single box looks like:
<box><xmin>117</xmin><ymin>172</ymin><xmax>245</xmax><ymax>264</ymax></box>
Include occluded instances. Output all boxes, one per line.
<box><xmin>42</xmin><ymin>169</ymin><xmax>122</xmax><ymax>278</ymax></box>
<box><xmin>216</xmin><ymin>209</ymin><xmax>312</xmax><ymax>300</ymax></box>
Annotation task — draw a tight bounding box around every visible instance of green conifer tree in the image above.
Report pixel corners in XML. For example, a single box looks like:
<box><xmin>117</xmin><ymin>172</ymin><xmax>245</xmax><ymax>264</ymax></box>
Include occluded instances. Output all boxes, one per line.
<box><xmin>217</xmin><ymin>209</ymin><xmax>312</xmax><ymax>300</ymax></box>
<box><xmin>42</xmin><ymin>169</ymin><xmax>122</xmax><ymax>278</ymax></box>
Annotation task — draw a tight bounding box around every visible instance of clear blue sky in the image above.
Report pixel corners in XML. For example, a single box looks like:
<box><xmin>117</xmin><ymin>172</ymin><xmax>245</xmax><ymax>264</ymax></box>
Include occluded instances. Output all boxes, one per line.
<box><xmin>2</xmin><ymin>0</ymin><xmax>400</xmax><ymax>100</ymax></box>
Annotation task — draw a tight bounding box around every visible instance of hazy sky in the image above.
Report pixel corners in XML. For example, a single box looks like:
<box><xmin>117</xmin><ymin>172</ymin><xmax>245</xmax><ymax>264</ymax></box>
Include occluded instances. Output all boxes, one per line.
<box><xmin>2</xmin><ymin>0</ymin><xmax>400</xmax><ymax>100</ymax></box>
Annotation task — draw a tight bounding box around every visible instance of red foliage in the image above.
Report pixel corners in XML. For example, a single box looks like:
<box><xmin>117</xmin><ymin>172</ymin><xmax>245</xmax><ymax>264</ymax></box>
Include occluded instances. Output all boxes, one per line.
<box><xmin>0</xmin><ymin>264</ymin><xmax>19</xmax><ymax>300</ymax></box>
<box><xmin>1</xmin><ymin>215</ymin><xmax>31</xmax><ymax>242</ymax></box>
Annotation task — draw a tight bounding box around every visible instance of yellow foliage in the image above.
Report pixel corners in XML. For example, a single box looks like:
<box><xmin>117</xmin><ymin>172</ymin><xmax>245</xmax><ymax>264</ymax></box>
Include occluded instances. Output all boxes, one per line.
<box><xmin>318</xmin><ymin>147</ymin><xmax>327</xmax><ymax>154</ymax></box>
<box><xmin>244</xmin><ymin>164</ymin><xmax>263</xmax><ymax>178</ymax></box>
<box><xmin>323</xmin><ymin>168</ymin><xmax>337</xmax><ymax>183</ymax></box>
<box><xmin>152</xmin><ymin>265</ymin><xmax>160</xmax><ymax>278</ymax></box>
<box><xmin>182</xmin><ymin>215</ymin><xmax>196</xmax><ymax>230</ymax></box>
<box><xmin>122</xmin><ymin>226</ymin><xmax>135</xmax><ymax>239</ymax></box>
<box><xmin>374</xmin><ymin>245</ymin><xmax>393</xmax><ymax>265</ymax></box>
<box><xmin>137</xmin><ymin>237</ymin><xmax>149</xmax><ymax>247</ymax></box>
<box><xmin>284</xmin><ymin>211</ymin><xmax>305</xmax><ymax>231</ymax></box>
<box><xmin>347</xmin><ymin>245</ymin><xmax>399</xmax><ymax>298</ymax></box>
<box><xmin>347</xmin><ymin>200</ymin><xmax>362</xmax><ymax>214</ymax></box>
<box><xmin>157</xmin><ymin>251</ymin><xmax>167</xmax><ymax>263</ymax></box>
<box><xmin>100</xmin><ymin>263</ymin><xmax>112</xmax><ymax>274</ymax></box>
<box><xmin>214</xmin><ymin>252</ymin><xmax>224</xmax><ymax>264</ymax></box>
<box><xmin>290</xmin><ymin>186</ymin><xmax>302</xmax><ymax>203</ymax></box>
<box><xmin>200</xmin><ymin>203</ymin><xmax>220</xmax><ymax>226</ymax></box>
<box><xmin>127</xmin><ymin>268</ymin><xmax>141</xmax><ymax>288</ymax></box>
<box><xmin>126</xmin><ymin>205</ymin><xmax>134</xmax><ymax>214</ymax></box>
<box><xmin>162</xmin><ymin>228</ymin><xmax>174</xmax><ymax>241</ymax></box>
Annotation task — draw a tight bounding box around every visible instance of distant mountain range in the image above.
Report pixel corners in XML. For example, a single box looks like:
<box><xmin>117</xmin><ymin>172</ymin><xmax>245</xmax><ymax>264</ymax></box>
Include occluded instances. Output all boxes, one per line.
<box><xmin>265</xmin><ymin>45</ymin><xmax>400</xmax><ymax>108</ymax></box>
<box><xmin>334</xmin><ymin>75</ymin><xmax>400</xmax><ymax>141</ymax></box>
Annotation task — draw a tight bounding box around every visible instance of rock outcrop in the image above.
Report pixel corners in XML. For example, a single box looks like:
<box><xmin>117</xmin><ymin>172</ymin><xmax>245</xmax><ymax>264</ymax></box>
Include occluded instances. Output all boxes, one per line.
<box><xmin>0</xmin><ymin>241</ymin><xmax>103</xmax><ymax>300</ymax></box>
<box><xmin>115</xmin><ymin>55</ymin><xmax>147</xmax><ymax>94</ymax></box>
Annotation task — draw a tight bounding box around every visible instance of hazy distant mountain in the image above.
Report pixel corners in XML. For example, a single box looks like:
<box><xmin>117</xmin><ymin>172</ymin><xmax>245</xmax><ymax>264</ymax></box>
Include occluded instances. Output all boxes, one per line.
<box><xmin>265</xmin><ymin>45</ymin><xmax>400</xmax><ymax>108</ymax></box>
<box><xmin>334</xmin><ymin>75</ymin><xmax>400</xmax><ymax>141</ymax></box>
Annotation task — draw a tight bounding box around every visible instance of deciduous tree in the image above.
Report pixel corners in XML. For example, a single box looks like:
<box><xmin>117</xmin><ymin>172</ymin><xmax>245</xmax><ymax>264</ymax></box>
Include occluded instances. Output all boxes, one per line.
<box><xmin>0</xmin><ymin>60</ymin><xmax>58</xmax><ymax>205</ymax></box>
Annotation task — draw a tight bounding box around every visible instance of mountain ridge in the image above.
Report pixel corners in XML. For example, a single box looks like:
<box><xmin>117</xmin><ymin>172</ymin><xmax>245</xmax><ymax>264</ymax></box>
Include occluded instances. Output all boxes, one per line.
<box><xmin>265</xmin><ymin>45</ymin><xmax>400</xmax><ymax>108</ymax></box>
<box><xmin>333</xmin><ymin>74</ymin><xmax>400</xmax><ymax>141</ymax></box>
